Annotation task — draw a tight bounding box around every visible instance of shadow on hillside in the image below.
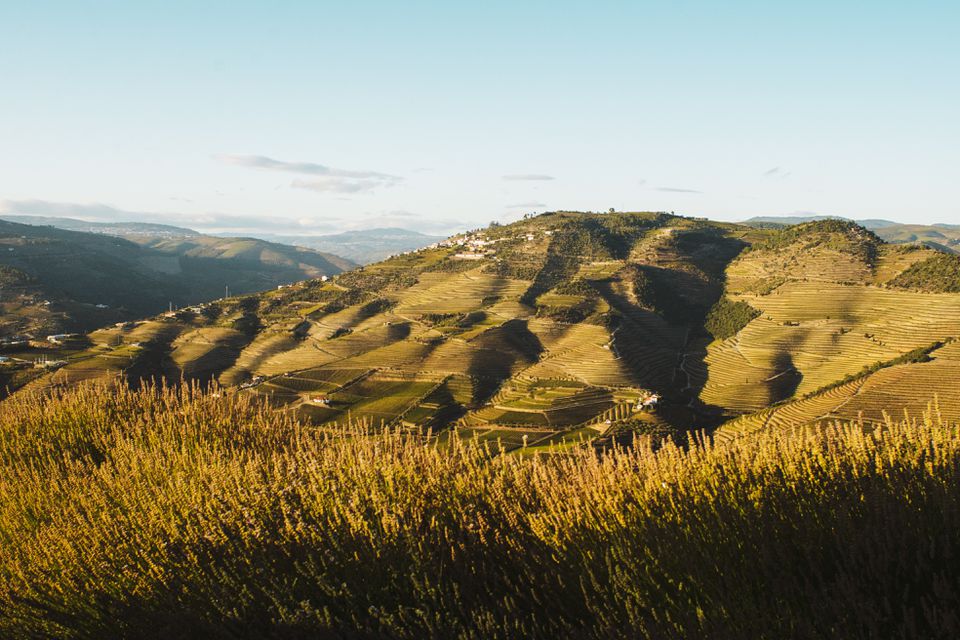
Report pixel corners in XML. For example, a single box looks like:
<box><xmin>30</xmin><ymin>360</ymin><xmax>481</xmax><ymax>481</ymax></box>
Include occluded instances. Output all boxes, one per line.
<box><xmin>600</xmin><ymin>231</ymin><xmax>751</xmax><ymax>433</ymax></box>
<box><xmin>467</xmin><ymin>319</ymin><xmax>543</xmax><ymax>405</ymax></box>
<box><xmin>768</xmin><ymin>351</ymin><xmax>803</xmax><ymax>401</ymax></box>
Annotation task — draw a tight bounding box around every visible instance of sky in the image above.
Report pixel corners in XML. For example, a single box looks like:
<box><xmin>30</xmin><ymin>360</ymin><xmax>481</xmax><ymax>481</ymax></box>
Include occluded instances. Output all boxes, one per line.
<box><xmin>1</xmin><ymin>1</ymin><xmax>957</xmax><ymax>236</ymax></box>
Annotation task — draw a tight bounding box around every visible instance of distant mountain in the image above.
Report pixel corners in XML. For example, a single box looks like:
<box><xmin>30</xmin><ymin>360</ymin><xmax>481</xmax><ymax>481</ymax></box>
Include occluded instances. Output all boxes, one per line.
<box><xmin>0</xmin><ymin>219</ymin><xmax>354</xmax><ymax>339</ymax></box>
<box><xmin>257</xmin><ymin>228</ymin><xmax>446</xmax><ymax>264</ymax></box>
<box><xmin>0</xmin><ymin>215</ymin><xmax>198</xmax><ymax>237</ymax></box>
<box><xmin>6</xmin><ymin>216</ymin><xmax>447</xmax><ymax>266</ymax></box>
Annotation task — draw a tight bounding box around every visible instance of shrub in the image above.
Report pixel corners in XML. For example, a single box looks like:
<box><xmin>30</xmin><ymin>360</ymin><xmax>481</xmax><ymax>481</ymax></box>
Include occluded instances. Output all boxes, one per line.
<box><xmin>889</xmin><ymin>254</ymin><xmax>960</xmax><ymax>293</ymax></box>
<box><xmin>3</xmin><ymin>384</ymin><xmax>960</xmax><ymax>638</ymax></box>
<box><xmin>704</xmin><ymin>297</ymin><xmax>761</xmax><ymax>340</ymax></box>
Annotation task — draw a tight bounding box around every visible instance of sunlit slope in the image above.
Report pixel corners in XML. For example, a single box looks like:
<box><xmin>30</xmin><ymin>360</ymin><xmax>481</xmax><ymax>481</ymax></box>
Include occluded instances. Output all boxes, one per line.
<box><xmin>140</xmin><ymin>212</ymin><xmax>748</xmax><ymax>440</ymax></box>
<box><xmin>701</xmin><ymin>221</ymin><xmax>960</xmax><ymax>417</ymax></box>
<box><xmin>716</xmin><ymin>339</ymin><xmax>960</xmax><ymax>439</ymax></box>
<box><xmin>14</xmin><ymin>214</ymin><xmax>960</xmax><ymax>442</ymax></box>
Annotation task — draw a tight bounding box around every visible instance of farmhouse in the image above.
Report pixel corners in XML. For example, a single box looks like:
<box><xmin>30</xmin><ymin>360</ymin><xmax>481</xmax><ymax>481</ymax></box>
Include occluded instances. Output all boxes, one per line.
<box><xmin>636</xmin><ymin>393</ymin><xmax>660</xmax><ymax>410</ymax></box>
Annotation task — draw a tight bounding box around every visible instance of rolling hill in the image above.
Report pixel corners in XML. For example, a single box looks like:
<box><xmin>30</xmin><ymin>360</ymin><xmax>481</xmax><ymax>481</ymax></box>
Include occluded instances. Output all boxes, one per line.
<box><xmin>0</xmin><ymin>219</ymin><xmax>353</xmax><ymax>341</ymax></box>
<box><xmin>745</xmin><ymin>215</ymin><xmax>960</xmax><ymax>252</ymax></box>
<box><xmin>6</xmin><ymin>212</ymin><xmax>960</xmax><ymax>443</ymax></box>
<box><xmin>0</xmin><ymin>214</ymin><xmax>199</xmax><ymax>237</ymax></box>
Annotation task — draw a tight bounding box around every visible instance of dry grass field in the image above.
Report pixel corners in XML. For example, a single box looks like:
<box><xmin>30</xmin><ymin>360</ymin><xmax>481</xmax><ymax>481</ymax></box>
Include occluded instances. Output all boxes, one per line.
<box><xmin>4</xmin><ymin>383</ymin><xmax>960</xmax><ymax>638</ymax></box>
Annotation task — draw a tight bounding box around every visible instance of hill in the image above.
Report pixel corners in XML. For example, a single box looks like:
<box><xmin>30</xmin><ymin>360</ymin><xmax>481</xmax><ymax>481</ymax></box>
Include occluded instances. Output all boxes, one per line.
<box><xmin>258</xmin><ymin>228</ymin><xmax>447</xmax><ymax>264</ymax></box>
<box><xmin>7</xmin><ymin>212</ymin><xmax>960</xmax><ymax>444</ymax></box>
<box><xmin>5</xmin><ymin>214</ymin><xmax>960</xmax><ymax>639</ymax></box>
<box><xmin>0</xmin><ymin>214</ymin><xmax>199</xmax><ymax>237</ymax></box>
<box><xmin>0</xmin><ymin>219</ymin><xmax>353</xmax><ymax>341</ymax></box>
<box><xmin>744</xmin><ymin>215</ymin><xmax>960</xmax><ymax>250</ymax></box>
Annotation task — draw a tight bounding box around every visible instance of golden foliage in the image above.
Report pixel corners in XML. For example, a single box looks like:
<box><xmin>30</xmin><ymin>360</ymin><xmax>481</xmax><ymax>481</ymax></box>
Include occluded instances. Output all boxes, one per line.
<box><xmin>1</xmin><ymin>384</ymin><xmax>960</xmax><ymax>638</ymax></box>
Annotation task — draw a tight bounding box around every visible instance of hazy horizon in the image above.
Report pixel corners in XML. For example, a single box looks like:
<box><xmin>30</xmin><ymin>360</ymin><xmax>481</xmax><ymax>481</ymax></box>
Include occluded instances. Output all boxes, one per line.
<box><xmin>2</xmin><ymin>1</ymin><xmax>957</xmax><ymax>236</ymax></box>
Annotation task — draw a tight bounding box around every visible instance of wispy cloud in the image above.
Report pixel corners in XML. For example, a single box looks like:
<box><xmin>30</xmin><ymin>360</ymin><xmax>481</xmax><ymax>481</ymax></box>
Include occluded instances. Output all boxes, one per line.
<box><xmin>217</xmin><ymin>154</ymin><xmax>397</xmax><ymax>180</ymax></box>
<box><xmin>218</xmin><ymin>154</ymin><xmax>402</xmax><ymax>194</ymax></box>
<box><xmin>502</xmin><ymin>174</ymin><xmax>555</xmax><ymax>181</ymax></box>
<box><xmin>655</xmin><ymin>187</ymin><xmax>703</xmax><ymax>194</ymax></box>
<box><xmin>292</xmin><ymin>178</ymin><xmax>394</xmax><ymax>194</ymax></box>
<box><xmin>763</xmin><ymin>166</ymin><xmax>791</xmax><ymax>178</ymax></box>
<box><xmin>506</xmin><ymin>201</ymin><xmax>547</xmax><ymax>209</ymax></box>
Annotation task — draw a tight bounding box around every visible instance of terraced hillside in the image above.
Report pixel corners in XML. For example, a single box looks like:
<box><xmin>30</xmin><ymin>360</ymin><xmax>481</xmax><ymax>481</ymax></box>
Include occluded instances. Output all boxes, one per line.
<box><xmin>717</xmin><ymin>339</ymin><xmax>960</xmax><ymax>440</ymax></box>
<box><xmin>703</xmin><ymin>221</ymin><xmax>960</xmax><ymax>433</ymax></box>
<box><xmin>8</xmin><ymin>214</ymin><xmax>960</xmax><ymax>444</ymax></box>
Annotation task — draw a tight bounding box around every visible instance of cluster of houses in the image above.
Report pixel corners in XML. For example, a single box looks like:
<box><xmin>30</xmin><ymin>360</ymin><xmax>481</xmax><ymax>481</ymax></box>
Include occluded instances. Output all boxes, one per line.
<box><xmin>450</xmin><ymin>234</ymin><xmax>500</xmax><ymax>260</ymax></box>
<box><xmin>635</xmin><ymin>393</ymin><xmax>661</xmax><ymax>411</ymax></box>
<box><xmin>238</xmin><ymin>375</ymin><xmax>265</xmax><ymax>390</ymax></box>
<box><xmin>374</xmin><ymin>226</ymin><xmax>558</xmax><ymax>263</ymax></box>
<box><xmin>46</xmin><ymin>333</ymin><xmax>80</xmax><ymax>345</ymax></box>
<box><xmin>163</xmin><ymin>303</ymin><xmax>208</xmax><ymax>318</ymax></box>
<box><xmin>433</xmin><ymin>230</ymin><xmax>553</xmax><ymax>261</ymax></box>
<box><xmin>277</xmin><ymin>275</ymin><xmax>327</xmax><ymax>291</ymax></box>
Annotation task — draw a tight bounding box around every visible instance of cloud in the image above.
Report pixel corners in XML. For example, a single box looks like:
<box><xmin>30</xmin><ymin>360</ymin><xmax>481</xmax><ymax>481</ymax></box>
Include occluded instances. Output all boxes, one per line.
<box><xmin>502</xmin><ymin>174</ymin><xmax>555</xmax><ymax>181</ymax></box>
<box><xmin>506</xmin><ymin>201</ymin><xmax>547</xmax><ymax>209</ymax></box>
<box><xmin>218</xmin><ymin>154</ymin><xmax>402</xmax><ymax>195</ymax></box>
<box><xmin>763</xmin><ymin>166</ymin><xmax>791</xmax><ymax>179</ymax></box>
<box><xmin>655</xmin><ymin>187</ymin><xmax>703</xmax><ymax>194</ymax></box>
<box><xmin>217</xmin><ymin>154</ymin><xmax>398</xmax><ymax>180</ymax></box>
<box><xmin>638</xmin><ymin>179</ymin><xmax>648</xmax><ymax>186</ymax></box>
<box><xmin>292</xmin><ymin>177</ymin><xmax>394</xmax><ymax>194</ymax></box>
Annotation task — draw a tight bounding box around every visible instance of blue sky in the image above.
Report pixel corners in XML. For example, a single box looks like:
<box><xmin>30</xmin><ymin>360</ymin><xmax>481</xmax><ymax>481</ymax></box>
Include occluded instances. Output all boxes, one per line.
<box><xmin>1</xmin><ymin>1</ymin><xmax>957</xmax><ymax>235</ymax></box>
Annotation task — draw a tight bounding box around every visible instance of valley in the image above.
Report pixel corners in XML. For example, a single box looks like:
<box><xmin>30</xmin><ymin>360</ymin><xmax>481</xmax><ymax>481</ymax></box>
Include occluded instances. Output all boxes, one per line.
<box><xmin>9</xmin><ymin>211</ymin><xmax>959</xmax><ymax>442</ymax></box>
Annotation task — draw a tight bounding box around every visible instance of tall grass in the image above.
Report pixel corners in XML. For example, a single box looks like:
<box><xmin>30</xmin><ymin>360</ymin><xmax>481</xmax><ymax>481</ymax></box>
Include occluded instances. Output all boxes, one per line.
<box><xmin>2</xmin><ymin>384</ymin><xmax>960</xmax><ymax>638</ymax></box>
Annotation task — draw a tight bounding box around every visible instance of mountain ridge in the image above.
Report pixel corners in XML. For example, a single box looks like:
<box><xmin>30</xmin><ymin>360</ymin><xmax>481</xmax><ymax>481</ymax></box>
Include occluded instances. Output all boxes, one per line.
<box><xmin>0</xmin><ymin>219</ymin><xmax>354</xmax><ymax>341</ymax></box>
